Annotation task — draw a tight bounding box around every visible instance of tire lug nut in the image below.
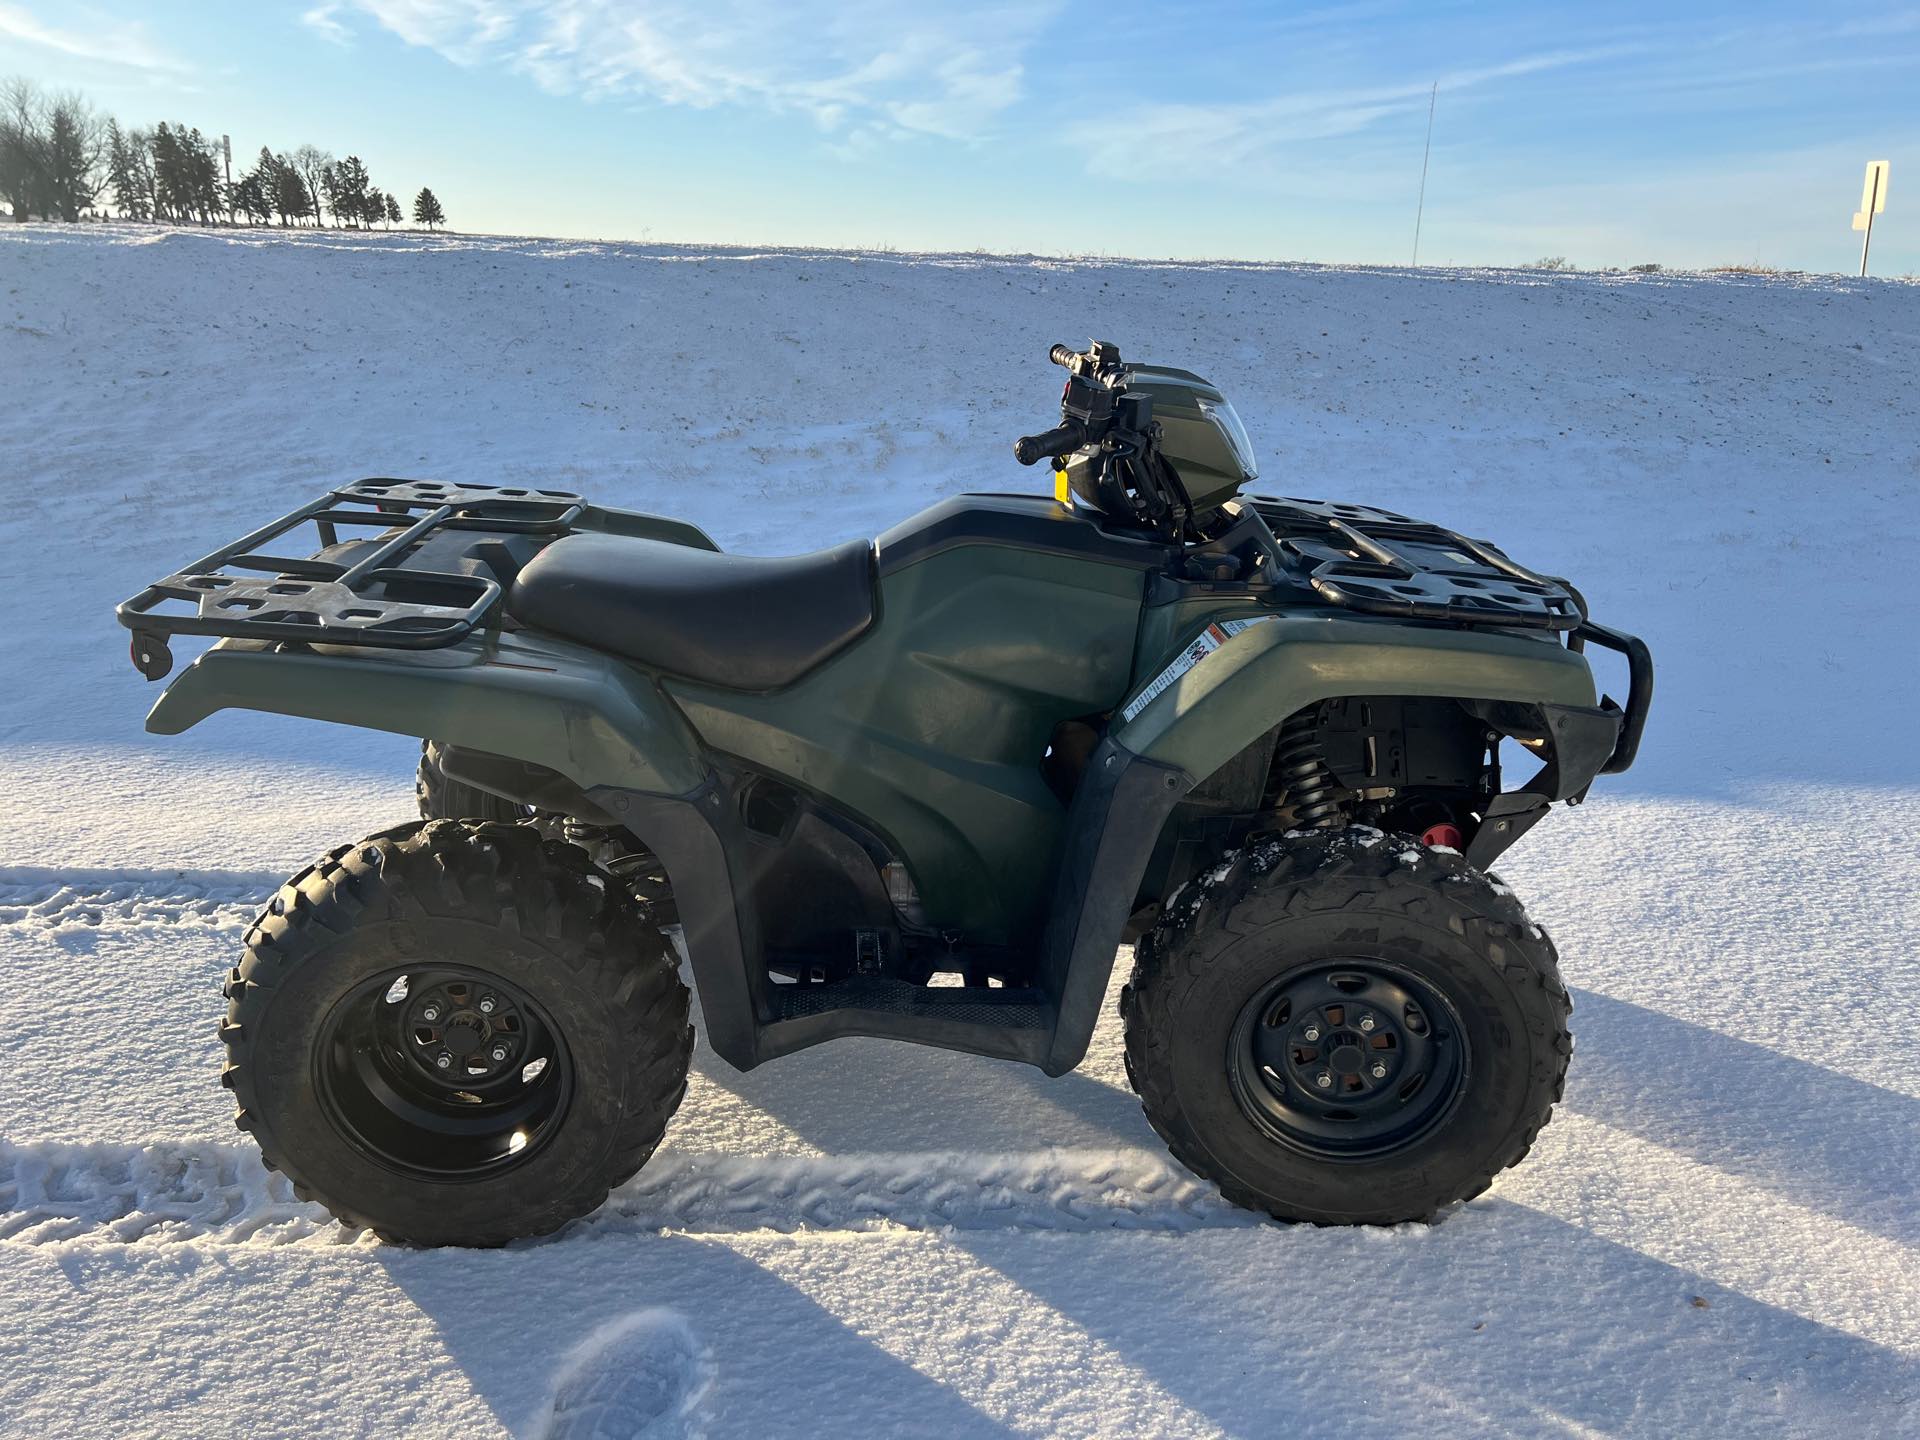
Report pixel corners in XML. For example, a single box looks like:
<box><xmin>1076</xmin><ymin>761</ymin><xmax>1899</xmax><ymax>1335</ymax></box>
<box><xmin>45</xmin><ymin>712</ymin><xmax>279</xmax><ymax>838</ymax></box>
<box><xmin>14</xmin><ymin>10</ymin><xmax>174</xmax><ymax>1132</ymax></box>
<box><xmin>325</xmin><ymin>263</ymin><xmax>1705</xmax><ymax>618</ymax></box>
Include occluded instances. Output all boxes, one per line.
<box><xmin>478</xmin><ymin>996</ymin><xmax>496</xmax><ymax>1015</ymax></box>
<box><xmin>1315</xmin><ymin>1071</ymin><xmax>1333</xmax><ymax>1089</ymax></box>
<box><xmin>422</xmin><ymin>1004</ymin><xmax>441</xmax><ymax>1022</ymax></box>
<box><xmin>1303</xmin><ymin>1026</ymin><xmax>1321</xmax><ymax>1042</ymax></box>
<box><xmin>435</xmin><ymin>1051</ymin><xmax>452</xmax><ymax>1070</ymax></box>
<box><xmin>1358</xmin><ymin>1015</ymin><xmax>1376</xmax><ymax>1032</ymax></box>
<box><xmin>1370</xmin><ymin>1062</ymin><xmax>1388</xmax><ymax>1079</ymax></box>
<box><xmin>490</xmin><ymin>1045</ymin><xmax>508</xmax><ymax>1062</ymax></box>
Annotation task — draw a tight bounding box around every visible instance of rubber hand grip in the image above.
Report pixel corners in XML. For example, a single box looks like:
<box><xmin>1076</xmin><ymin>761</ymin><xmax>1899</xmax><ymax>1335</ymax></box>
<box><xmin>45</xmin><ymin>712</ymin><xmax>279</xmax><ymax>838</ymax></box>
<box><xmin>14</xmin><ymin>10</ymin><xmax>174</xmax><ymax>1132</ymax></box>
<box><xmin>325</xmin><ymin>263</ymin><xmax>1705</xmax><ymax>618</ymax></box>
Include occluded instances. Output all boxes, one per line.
<box><xmin>1013</xmin><ymin>422</ymin><xmax>1086</xmax><ymax>466</ymax></box>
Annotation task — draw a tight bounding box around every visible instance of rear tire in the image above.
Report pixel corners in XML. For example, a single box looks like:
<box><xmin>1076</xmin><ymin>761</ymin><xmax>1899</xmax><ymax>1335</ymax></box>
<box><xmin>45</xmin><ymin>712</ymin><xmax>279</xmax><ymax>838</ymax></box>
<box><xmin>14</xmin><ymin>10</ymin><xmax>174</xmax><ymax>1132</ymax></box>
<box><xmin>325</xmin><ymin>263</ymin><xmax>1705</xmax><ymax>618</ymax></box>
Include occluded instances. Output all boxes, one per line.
<box><xmin>1122</xmin><ymin>827</ymin><xmax>1570</xmax><ymax>1225</ymax></box>
<box><xmin>414</xmin><ymin>741</ymin><xmax>678</xmax><ymax>926</ymax></box>
<box><xmin>220</xmin><ymin>819</ymin><xmax>692</xmax><ymax>1246</ymax></box>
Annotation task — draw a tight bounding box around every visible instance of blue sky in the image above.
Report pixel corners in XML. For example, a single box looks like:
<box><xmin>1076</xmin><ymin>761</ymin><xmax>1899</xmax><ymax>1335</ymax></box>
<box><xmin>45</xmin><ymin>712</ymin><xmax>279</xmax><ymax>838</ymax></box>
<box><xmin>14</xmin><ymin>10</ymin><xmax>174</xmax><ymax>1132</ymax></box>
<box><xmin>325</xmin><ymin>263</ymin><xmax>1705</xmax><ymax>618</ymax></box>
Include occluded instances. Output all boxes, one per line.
<box><xmin>2</xmin><ymin>1</ymin><xmax>1915</xmax><ymax>272</ymax></box>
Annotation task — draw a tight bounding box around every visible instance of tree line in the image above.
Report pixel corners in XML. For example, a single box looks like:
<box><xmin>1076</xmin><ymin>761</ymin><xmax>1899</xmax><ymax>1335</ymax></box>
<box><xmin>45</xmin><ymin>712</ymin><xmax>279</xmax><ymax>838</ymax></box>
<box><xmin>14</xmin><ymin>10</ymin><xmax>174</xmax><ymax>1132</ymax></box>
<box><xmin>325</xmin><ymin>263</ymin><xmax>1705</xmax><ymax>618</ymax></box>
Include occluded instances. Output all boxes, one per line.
<box><xmin>0</xmin><ymin>78</ymin><xmax>446</xmax><ymax>231</ymax></box>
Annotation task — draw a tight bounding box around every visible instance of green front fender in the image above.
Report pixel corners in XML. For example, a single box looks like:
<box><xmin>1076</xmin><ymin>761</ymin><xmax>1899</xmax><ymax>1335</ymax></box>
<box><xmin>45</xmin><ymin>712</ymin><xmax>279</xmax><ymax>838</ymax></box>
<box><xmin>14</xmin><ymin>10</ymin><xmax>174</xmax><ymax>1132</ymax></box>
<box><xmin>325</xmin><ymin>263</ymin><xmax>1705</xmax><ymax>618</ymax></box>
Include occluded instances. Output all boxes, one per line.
<box><xmin>1115</xmin><ymin>612</ymin><xmax>1598</xmax><ymax>779</ymax></box>
<box><xmin>145</xmin><ymin>630</ymin><xmax>706</xmax><ymax>797</ymax></box>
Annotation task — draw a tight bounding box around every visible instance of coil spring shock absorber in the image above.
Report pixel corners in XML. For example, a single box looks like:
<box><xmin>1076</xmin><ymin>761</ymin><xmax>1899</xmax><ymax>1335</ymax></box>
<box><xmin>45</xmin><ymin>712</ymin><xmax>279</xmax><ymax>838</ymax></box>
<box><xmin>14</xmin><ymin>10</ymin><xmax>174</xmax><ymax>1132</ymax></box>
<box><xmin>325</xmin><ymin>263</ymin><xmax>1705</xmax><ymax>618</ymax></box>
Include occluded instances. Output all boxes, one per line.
<box><xmin>561</xmin><ymin>819</ymin><xmax>678</xmax><ymax>921</ymax></box>
<box><xmin>1274</xmin><ymin>709</ymin><xmax>1345</xmax><ymax>828</ymax></box>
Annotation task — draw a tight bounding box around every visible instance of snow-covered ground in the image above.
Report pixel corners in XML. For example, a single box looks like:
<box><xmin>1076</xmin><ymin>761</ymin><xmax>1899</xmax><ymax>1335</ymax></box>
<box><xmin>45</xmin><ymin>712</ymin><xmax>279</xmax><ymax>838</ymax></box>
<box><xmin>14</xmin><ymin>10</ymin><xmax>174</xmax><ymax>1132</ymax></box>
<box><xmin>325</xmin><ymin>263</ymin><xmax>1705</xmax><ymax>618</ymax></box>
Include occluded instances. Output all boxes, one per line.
<box><xmin>2</xmin><ymin>224</ymin><xmax>1916</xmax><ymax>1438</ymax></box>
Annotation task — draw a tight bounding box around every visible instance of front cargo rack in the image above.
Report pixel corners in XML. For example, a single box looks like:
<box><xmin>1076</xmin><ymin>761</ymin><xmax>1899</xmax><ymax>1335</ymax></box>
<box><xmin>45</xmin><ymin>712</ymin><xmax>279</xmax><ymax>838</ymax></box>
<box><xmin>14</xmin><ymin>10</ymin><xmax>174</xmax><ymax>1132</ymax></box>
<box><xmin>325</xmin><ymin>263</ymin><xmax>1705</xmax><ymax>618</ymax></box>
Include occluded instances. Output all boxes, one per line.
<box><xmin>1250</xmin><ymin>495</ymin><xmax>1584</xmax><ymax>631</ymax></box>
<box><xmin>118</xmin><ymin>479</ymin><xmax>583</xmax><ymax>679</ymax></box>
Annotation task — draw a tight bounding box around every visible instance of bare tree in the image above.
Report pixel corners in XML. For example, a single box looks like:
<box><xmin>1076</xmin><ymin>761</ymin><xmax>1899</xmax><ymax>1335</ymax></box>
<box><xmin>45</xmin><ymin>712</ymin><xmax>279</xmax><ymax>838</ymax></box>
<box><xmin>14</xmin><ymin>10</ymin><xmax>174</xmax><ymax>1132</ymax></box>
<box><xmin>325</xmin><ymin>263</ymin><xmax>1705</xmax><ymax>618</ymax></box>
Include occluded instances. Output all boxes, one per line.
<box><xmin>0</xmin><ymin>80</ymin><xmax>102</xmax><ymax>221</ymax></box>
<box><xmin>0</xmin><ymin>77</ymin><xmax>47</xmax><ymax>221</ymax></box>
<box><xmin>130</xmin><ymin>125</ymin><xmax>158</xmax><ymax>219</ymax></box>
<box><xmin>291</xmin><ymin>144</ymin><xmax>331</xmax><ymax>226</ymax></box>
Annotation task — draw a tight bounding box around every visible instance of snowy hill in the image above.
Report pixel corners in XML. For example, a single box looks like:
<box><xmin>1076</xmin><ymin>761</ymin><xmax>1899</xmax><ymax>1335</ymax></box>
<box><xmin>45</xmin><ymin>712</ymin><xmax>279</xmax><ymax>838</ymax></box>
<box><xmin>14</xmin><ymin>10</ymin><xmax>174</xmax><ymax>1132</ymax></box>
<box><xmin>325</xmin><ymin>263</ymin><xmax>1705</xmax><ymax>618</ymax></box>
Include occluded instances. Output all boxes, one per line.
<box><xmin>2</xmin><ymin>224</ymin><xmax>1916</xmax><ymax>1438</ymax></box>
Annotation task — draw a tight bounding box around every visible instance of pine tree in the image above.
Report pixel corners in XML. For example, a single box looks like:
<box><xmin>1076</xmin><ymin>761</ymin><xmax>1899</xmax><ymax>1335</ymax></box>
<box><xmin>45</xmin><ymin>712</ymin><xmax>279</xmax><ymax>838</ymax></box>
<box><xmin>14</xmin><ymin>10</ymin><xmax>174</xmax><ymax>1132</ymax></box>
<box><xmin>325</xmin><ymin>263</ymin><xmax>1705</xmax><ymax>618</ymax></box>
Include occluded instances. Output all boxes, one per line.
<box><xmin>384</xmin><ymin>192</ymin><xmax>401</xmax><ymax>226</ymax></box>
<box><xmin>356</xmin><ymin>174</ymin><xmax>383</xmax><ymax>229</ymax></box>
<box><xmin>105</xmin><ymin>118</ymin><xmax>148</xmax><ymax>220</ymax></box>
<box><xmin>233</xmin><ymin>166</ymin><xmax>271</xmax><ymax>225</ymax></box>
<box><xmin>45</xmin><ymin>108</ymin><xmax>83</xmax><ymax>221</ymax></box>
<box><xmin>182</xmin><ymin>128</ymin><xmax>219</xmax><ymax>223</ymax></box>
<box><xmin>148</xmin><ymin>123</ymin><xmax>218</xmax><ymax>224</ymax></box>
<box><xmin>45</xmin><ymin>98</ymin><xmax>103</xmax><ymax>222</ymax></box>
<box><xmin>257</xmin><ymin>146</ymin><xmax>297</xmax><ymax>228</ymax></box>
<box><xmin>150</xmin><ymin>122</ymin><xmax>181</xmax><ymax>222</ymax></box>
<box><xmin>274</xmin><ymin>153</ymin><xmax>310</xmax><ymax>227</ymax></box>
<box><xmin>242</xmin><ymin>148</ymin><xmax>277</xmax><ymax>225</ymax></box>
<box><xmin>327</xmin><ymin>154</ymin><xmax>369</xmax><ymax>227</ymax></box>
<box><xmin>251</xmin><ymin>146</ymin><xmax>275</xmax><ymax>222</ymax></box>
<box><xmin>412</xmin><ymin>186</ymin><xmax>444</xmax><ymax>231</ymax></box>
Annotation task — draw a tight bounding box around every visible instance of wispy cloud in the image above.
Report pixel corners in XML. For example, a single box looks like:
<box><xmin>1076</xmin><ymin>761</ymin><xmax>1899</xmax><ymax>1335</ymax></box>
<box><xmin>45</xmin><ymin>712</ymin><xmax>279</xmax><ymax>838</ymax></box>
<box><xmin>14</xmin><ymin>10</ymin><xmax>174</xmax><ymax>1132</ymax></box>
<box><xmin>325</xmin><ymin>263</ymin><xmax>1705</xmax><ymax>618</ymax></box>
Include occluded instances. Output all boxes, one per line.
<box><xmin>339</xmin><ymin>0</ymin><xmax>1056</xmax><ymax>142</ymax></box>
<box><xmin>1835</xmin><ymin>9</ymin><xmax>1920</xmax><ymax>39</ymax></box>
<box><xmin>1070</xmin><ymin>44</ymin><xmax>1641</xmax><ymax>180</ymax></box>
<box><xmin>301</xmin><ymin>4</ymin><xmax>354</xmax><ymax>46</ymax></box>
<box><xmin>0</xmin><ymin>1</ymin><xmax>185</xmax><ymax>71</ymax></box>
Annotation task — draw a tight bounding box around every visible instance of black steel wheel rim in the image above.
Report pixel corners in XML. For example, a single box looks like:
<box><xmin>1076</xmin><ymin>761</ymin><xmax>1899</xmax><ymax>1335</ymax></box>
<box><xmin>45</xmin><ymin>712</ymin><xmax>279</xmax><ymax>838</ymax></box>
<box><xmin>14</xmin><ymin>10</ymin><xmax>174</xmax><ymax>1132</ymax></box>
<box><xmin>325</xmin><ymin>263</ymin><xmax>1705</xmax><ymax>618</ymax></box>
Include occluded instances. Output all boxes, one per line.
<box><xmin>1227</xmin><ymin>958</ymin><xmax>1470</xmax><ymax>1161</ymax></box>
<box><xmin>315</xmin><ymin>965</ymin><xmax>574</xmax><ymax>1180</ymax></box>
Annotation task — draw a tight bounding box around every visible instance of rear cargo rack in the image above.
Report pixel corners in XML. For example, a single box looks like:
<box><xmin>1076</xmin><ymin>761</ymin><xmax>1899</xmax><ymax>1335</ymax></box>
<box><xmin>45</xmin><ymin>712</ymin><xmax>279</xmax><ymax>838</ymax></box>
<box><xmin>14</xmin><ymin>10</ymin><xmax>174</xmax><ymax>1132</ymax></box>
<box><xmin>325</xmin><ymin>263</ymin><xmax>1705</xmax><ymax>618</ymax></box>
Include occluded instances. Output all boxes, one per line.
<box><xmin>118</xmin><ymin>479</ymin><xmax>583</xmax><ymax>678</ymax></box>
<box><xmin>1250</xmin><ymin>496</ymin><xmax>1584</xmax><ymax>631</ymax></box>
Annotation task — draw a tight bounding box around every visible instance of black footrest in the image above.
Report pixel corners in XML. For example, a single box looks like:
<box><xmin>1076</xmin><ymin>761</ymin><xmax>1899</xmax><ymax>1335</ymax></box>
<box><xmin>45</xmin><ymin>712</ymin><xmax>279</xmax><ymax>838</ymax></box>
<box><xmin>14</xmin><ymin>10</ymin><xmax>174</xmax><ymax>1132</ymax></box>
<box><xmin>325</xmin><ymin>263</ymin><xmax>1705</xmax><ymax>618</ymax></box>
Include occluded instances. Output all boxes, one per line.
<box><xmin>773</xmin><ymin>976</ymin><xmax>1049</xmax><ymax>1030</ymax></box>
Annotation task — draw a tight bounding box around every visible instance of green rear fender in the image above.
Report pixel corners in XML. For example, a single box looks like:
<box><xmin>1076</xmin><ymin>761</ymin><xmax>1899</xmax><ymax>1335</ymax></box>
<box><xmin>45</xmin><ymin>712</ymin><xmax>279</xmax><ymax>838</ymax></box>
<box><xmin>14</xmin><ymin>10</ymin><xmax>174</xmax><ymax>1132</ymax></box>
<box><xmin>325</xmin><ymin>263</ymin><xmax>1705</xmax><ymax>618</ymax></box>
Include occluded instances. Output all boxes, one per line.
<box><xmin>144</xmin><ymin>630</ymin><xmax>705</xmax><ymax>797</ymax></box>
<box><xmin>1115</xmin><ymin>612</ymin><xmax>1598</xmax><ymax>779</ymax></box>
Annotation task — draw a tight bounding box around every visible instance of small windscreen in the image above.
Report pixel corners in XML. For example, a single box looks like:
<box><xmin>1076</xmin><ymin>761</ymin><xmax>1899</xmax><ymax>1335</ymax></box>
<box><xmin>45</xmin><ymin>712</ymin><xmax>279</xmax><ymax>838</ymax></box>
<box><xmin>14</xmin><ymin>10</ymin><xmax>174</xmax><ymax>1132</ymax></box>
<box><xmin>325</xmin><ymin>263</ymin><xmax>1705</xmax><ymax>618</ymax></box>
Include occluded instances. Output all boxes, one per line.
<box><xmin>1198</xmin><ymin>397</ymin><xmax>1259</xmax><ymax>480</ymax></box>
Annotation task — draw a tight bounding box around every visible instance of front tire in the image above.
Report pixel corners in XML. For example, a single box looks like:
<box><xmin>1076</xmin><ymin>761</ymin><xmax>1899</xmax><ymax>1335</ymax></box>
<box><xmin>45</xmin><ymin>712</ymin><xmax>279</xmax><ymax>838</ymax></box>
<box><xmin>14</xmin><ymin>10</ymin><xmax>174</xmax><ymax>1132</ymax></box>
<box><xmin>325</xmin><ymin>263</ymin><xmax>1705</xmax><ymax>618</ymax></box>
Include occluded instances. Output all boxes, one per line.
<box><xmin>1122</xmin><ymin>827</ymin><xmax>1570</xmax><ymax>1225</ymax></box>
<box><xmin>220</xmin><ymin>819</ymin><xmax>692</xmax><ymax>1246</ymax></box>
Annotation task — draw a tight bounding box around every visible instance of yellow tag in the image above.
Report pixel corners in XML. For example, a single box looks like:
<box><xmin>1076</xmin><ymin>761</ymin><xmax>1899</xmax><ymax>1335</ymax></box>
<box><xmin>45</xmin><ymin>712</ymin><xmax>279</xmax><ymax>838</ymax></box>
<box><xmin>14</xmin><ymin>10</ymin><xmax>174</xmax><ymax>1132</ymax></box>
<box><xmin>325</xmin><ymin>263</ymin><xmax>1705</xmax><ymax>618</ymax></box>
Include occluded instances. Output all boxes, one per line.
<box><xmin>1054</xmin><ymin>469</ymin><xmax>1070</xmax><ymax>505</ymax></box>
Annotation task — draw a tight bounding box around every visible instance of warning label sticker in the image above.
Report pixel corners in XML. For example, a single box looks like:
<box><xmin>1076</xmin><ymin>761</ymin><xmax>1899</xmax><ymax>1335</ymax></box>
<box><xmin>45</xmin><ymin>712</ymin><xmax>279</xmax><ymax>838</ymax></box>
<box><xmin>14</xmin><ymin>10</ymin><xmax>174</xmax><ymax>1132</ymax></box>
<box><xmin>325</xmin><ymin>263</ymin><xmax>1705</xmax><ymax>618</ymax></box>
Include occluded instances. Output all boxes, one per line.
<box><xmin>1120</xmin><ymin>615</ymin><xmax>1276</xmax><ymax>723</ymax></box>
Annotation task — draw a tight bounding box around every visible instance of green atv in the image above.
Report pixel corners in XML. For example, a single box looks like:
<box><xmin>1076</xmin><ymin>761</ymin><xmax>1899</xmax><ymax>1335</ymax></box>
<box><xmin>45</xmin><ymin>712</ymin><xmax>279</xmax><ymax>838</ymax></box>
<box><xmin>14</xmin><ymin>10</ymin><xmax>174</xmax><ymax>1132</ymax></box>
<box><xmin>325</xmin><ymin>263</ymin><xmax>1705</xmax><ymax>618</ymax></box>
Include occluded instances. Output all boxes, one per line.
<box><xmin>119</xmin><ymin>340</ymin><xmax>1650</xmax><ymax>1246</ymax></box>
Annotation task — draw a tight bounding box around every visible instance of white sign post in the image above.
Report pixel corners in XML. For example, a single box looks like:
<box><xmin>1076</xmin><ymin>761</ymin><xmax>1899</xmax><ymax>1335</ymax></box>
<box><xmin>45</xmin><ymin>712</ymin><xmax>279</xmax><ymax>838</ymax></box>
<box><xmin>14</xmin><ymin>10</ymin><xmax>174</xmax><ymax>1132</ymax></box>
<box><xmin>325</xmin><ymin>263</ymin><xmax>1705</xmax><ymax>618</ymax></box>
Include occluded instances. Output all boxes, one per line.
<box><xmin>1852</xmin><ymin>160</ymin><xmax>1889</xmax><ymax>277</ymax></box>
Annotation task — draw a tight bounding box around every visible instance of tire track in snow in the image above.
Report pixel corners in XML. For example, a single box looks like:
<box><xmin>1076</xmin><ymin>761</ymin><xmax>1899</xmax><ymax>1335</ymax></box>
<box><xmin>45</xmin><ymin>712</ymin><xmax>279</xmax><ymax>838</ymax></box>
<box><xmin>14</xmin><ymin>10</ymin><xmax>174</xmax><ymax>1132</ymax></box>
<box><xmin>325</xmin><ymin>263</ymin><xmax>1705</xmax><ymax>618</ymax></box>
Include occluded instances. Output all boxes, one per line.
<box><xmin>0</xmin><ymin>1140</ymin><xmax>1257</xmax><ymax>1247</ymax></box>
<box><xmin>0</xmin><ymin>867</ymin><xmax>280</xmax><ymax>936</ymax></box>
<box><xmin>0</xmin><ymin>1140</ymin><xmax>335</xmax><ymax>1246</ymax></box>
<box><xmin>600</xmin><ymin>1150</ymin><xmax>1257</xmax><ymax>1234</ymax></box>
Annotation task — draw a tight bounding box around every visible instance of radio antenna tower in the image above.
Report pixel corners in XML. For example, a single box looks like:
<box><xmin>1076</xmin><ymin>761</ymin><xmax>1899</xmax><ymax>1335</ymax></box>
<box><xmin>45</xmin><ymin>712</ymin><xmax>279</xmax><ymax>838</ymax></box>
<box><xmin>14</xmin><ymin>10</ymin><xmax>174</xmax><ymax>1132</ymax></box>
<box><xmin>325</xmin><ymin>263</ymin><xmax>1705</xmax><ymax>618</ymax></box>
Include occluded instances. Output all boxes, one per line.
<box><xmin>1412</xmin><ymin>82</ymin><xmax>1437</xmax><ymax>267</ymax></box>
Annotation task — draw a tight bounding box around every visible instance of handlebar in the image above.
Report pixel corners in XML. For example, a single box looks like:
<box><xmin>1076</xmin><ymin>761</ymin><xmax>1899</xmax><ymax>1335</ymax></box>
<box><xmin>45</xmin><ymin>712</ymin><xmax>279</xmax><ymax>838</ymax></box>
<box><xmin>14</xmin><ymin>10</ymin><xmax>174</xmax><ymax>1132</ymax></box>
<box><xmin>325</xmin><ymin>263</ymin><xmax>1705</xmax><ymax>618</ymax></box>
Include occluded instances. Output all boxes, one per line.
<box><xmin>1013</xmin><ymin>341</ymin><xmax>1121</xmax><ymax>464</ymax></box>
<box><xmin>1013</xmin><ymin>421</ymin><xmax>1088</xmax><ymax>466</ymax></box>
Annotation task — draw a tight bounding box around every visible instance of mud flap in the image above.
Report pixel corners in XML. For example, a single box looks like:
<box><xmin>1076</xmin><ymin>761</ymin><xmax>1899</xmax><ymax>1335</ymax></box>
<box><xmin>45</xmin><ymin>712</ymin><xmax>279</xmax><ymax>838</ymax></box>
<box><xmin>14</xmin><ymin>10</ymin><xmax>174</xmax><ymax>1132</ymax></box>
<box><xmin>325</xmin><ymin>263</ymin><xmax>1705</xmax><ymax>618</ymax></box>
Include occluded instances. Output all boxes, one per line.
<box><xmin>1037</xmin><ymin>738</ymin><xmax>1193</xmax><ymax>1076</ymax></box>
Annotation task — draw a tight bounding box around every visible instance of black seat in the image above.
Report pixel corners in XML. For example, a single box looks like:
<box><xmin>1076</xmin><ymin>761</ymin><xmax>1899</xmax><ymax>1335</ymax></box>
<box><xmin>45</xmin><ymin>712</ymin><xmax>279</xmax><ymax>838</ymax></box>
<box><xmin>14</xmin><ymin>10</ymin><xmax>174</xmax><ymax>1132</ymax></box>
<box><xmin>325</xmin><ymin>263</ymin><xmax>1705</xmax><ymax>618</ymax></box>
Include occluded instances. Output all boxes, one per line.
<box><xmin>509</xmin><ymin>532</ymin><xmax>876</xmax><ymax>690</ymax></box>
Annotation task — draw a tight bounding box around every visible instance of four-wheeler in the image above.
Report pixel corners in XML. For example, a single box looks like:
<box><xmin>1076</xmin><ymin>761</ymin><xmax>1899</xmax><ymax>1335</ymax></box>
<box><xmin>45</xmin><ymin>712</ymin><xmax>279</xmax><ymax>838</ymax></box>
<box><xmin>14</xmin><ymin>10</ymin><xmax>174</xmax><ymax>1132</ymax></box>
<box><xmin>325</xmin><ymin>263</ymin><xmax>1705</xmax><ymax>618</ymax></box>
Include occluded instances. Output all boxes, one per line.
<box><xmin>118</xmin><ymin>340</ymin><xmax>1650</xmax><ymax>1246</ymax></box>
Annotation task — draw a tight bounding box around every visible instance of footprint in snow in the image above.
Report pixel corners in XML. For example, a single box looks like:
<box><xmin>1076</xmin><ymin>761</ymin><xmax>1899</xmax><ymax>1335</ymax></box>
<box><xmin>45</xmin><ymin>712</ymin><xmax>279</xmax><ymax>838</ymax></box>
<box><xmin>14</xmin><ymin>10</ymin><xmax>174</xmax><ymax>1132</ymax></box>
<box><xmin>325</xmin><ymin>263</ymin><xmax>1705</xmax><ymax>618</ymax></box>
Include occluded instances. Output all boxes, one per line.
<box><xmin>540</xmin><ymin>1310</ymin><xmax>713</xmax><ymax>1440</ymax></box>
